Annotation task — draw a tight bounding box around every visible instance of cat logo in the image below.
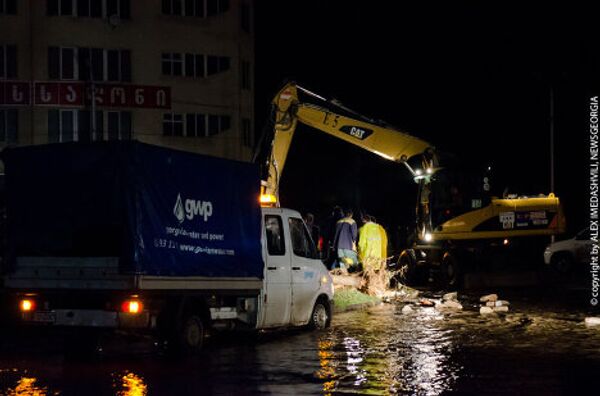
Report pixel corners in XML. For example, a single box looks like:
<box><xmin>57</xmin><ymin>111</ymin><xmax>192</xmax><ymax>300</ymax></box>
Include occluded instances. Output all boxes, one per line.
<box><xmin>339</xmin><ymin>125</ymin><xmax>373</xmax><ymax>140</ymax></box>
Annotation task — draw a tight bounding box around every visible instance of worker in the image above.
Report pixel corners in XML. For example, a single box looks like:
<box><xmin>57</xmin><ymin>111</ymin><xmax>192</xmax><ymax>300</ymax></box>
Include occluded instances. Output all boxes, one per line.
<box><xmin>303</xmin><ymin>212</ymin><xmax>321</xmax><ymax>252</ymax></box>
<box><xmin>323</xmin><ymin>206</ymin><xmax>344</xmax><ymax>268</ymax></box>
<box><xmin>333</xmin><ymin>209</ymin><xmax>358</xmax><ymax>271</ymax></box>
<box><xmin>375</xmin><ymin>219</ymin><xmax>388</xmax><ymax>265</ymax></box>
<box><xmin>358</xmin><ymin>214</ymin><xmax>382</xmax><ymax>270</ymax></box>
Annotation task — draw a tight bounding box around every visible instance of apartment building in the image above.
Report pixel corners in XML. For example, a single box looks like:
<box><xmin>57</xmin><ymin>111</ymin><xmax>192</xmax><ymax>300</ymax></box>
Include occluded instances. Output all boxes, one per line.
<box><xmin>0</xmin><ymin>0</ymin><xmax>255</xmax><ymax>162</ymax></box>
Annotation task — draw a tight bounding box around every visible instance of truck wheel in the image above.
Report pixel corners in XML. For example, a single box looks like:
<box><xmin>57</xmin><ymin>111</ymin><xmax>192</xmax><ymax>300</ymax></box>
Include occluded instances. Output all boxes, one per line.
<box><xmin>178</xmin><ymin>315</ymin><xmax>205</xmax><ymax>354</ymax></box>
<box><xmin>309</xmin><ymin>300</ymin><xmax>331</xmax><ymax>330</ymax></box>
<box><xmin>551</xmin><ymin>253</ymin><xmax>573</xmax><ymax>274</ymax></box>
<box><xmin>441</xmin><ymin>252</ymin><xmax>461</xmax><ymax>289</ymax></box>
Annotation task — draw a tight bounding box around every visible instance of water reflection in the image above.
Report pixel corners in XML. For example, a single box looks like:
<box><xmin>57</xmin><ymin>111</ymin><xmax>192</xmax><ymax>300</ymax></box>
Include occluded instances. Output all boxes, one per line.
<box><xmin>1</xmin><ymin>291</ymin><xmax>600</xmax><ymax>395</ymax></box>
<box><xmin>312</xmin><ymin>305</ymin><xmax>460</xmax><ymax>395</ymax></box>
<box><xmin>4</xmin><ymin>376</ymin><xmax>48</xmax><ymax>396</ymax></box>
<box><xmin>112</xmin><ymin>371</ymin><xmax>147</xmax><ymax>396</ymax></box>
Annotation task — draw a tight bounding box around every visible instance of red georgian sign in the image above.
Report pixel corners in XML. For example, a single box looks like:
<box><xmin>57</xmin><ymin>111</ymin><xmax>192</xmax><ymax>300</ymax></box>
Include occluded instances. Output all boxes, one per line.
<box><xmin>0</xmin><ymin>81</ymin><xmax>171</xmax><ymax>109</ymax></box>
<box><xmin>0</xmin><ymin>81</ymin><xmax>30</xmax><ymax>105</ymax></box>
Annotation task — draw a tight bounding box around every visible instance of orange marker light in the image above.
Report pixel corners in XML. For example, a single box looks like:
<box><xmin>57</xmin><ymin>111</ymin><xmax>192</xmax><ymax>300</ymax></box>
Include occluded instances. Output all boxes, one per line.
<box><xmin>122</xmin><ymin>300</ymin><xmax>143</xmax><ymax>314</ymax></box>
<box><xmin>259</xmin><ymin>194</ymin><xmax>277</xmax><ymax>206</ymax></box>
<box><xmin>19</xmin><ymin>299</ymin><xmax>35</xmax><ymax>312</ymax></box>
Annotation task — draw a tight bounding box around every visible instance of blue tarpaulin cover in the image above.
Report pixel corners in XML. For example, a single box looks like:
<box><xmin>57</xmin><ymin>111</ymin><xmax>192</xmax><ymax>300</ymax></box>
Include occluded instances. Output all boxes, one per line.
<box><xmin>2</xmin><ymin>141</ymin><xmax>263</xmax><ymax>278</ymax></box>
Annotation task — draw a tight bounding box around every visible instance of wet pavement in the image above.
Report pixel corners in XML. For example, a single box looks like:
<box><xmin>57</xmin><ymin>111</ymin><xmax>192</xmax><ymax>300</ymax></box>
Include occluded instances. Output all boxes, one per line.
<box><xmin>1</xmin><ymin>286</ymin><xmax>600</xmax><ymax>395</ymax></box>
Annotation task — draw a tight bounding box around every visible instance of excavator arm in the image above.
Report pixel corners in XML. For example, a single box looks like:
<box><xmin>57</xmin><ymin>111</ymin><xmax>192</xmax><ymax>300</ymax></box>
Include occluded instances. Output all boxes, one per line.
<box><xmin>262</xmin><ymin>82</ymin><xmax>433</xmax><ymax>199</ymax></box>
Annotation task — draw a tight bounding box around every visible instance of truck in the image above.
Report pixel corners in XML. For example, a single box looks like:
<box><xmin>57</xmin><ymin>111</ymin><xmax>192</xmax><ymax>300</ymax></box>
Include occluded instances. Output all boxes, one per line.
<box><xmin>0</xmin><ymin>141</ymin><xmax>333</xmax><ymax>353</ymax></box>
<box><xmin>257</xmin><ymin>82</ymin><xmax>565</xmax><ymax>287</ymax></box>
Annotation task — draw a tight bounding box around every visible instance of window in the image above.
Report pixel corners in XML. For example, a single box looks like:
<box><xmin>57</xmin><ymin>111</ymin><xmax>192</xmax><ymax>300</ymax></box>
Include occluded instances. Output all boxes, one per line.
<box><xmin>206</xmin><ymin>55</ymin><xmax>230</xmax><ymax>76</ymax></box>
<box><xmin>207</xmin><ymin>114</ymin><xmax>229</xmax><ymax>136</ymax></box>
<box><xmin>77</xmin><ymin>110</ymin><xmax>104</xmax><ymax>141</ymax></box>
<box><xmin>107</xmin><ymin>111</ymin><xmax>132</xmax><ymax>140</ymax></box>
<box><xmin>265</xmin><ymin>215</ymin><xmax>285</xmax><ymax>256</ymax></box>
<box><xmin>206</xmin><ymin>0</ymin><xmax>228</xmax><ymax>16</ymax></box>
<box><xmin>48</xmin><ymin>109</ymin><xmax>105</xmax><ymax>142</ymax></box>
<box><xmin>50</xmin><ymin>47</ymin><xmax>131</xmax><ymax>81</ymax></box>
<box><xmin>185</xmin><ymin>113</ymin><xmax>205</xmax><ymax>137</ymax></box>
<box><xmin>162</xmin><ymin>52</ymin><xmax>228</xmax><ymax>78</ymax></box>
<box><xmin>48</xmin><ymin>109</ymin><xmax>76</xmax><ymax>142</ymax></box>
<box><xmin>165</xmin><ymin>113</ymin><xmax>229</xmax><ymax>137</ymax></box>
<box><xmin>48</xmin><ymin>47</ymin><xmax>77</xmax><ymax>80</ymax></box>
<box><xmin>0</xmin><ymin>45</ymin><xmax>17</xmax><ymax>79</ymax></box>
<box><xmin>47</xmin><ymin>0</ymin><xmax>74</xmax><ymax>16</ymax></box>
<box><xmin>76</xmin><ymin>0</ymin><xmax>102</xmax><ymax>17</ymax></box>
<box><xmin>241</xmin><ymin>2</ymin><xmax>251</xmax><ymax>32</ymax></box>
<box><xmin>106</xmin><ymin>0</ymin><xmax>130</xmax><ymax>18</ymax></box>
<box><xmin>0</xmin><ymin>0</ymin><xmax>17</xmax><ymax>15</ymax></box>
<box><xmin>0</xmin><ymin>109</ymin><xmax>18</xmax><ymax>144</ymax></box>
<box><xmin>161</xmin><ymin>53</ymin><xmax>183</xmax><ymax>76</ymax></box>
<box><xmin>289</xmin><ymin>218</ymin><xmax>317</xmax><ymax>259</ymax></box>
<box><xmin>47</xmin><ymin>0</ymin><xmax>130</xmax><ymax>18</ymax></box>
<box><xmin>184</xmin><ymin>53</ymin><xmax>204</xmax><ymax>77</ymax></box>
<box><xmin>106</xmin><ymin>49</ymin><xmax>131</xmax><ymax>81</ymax></box>
<box><xmin>163</xmin><ymin>113</ymin><xmax>184</xmax><ymax>136</ymax></box>
<box><xmin>241</xmin><ymin>61</ymin><xmax>251</xmax><ymax>90</ymax></box>
<box><xmin>162</xmin><ymin>0</ymin><xmax>204</xmax><ymax>17</ymax></box>
<box><xmin>242</xmin><ymin>118</ymin><xmax>252</xmax><ymax>148</ymax></box>
<box><xmin>77</xmin><ymin>47</ymin><xmax>103</xmax><ymax>81</ymax></box>
<box><xmin>163</xmin><ymin>0</ymin><xmax>229</xmax><ymax>17</ymax></box>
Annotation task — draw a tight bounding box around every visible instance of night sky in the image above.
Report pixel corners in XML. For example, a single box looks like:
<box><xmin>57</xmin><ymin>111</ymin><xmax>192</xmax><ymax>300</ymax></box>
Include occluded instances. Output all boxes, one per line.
<box><xmin>255</xmin><ymin>1</ymin><xmax>599</xmax><ymax>236</ymax></box>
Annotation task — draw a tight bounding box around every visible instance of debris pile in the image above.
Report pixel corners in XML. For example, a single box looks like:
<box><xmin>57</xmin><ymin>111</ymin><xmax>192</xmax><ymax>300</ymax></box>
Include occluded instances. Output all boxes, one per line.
<box><xmin>584</xmin><ymin>317</ymin><xmax>600</xmax><ymax>327</ymax></box>
<box><xmin>401</xmin><ymin>292</ymin><xmax>464</xmax><ymax>314</ymax></box>
<box><xmin>479</xmin><ymin>293</ymin><xmax>510</xmax><ymax>315</ymax></box>
<box><xmin>436</xmin><ymin>292</ymin><xmax>463</xmax><ymax>311</ymax></box>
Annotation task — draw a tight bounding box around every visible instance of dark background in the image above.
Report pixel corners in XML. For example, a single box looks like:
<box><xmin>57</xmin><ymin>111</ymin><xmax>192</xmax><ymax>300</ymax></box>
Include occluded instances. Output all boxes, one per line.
<box><xmin>254</xmin><ymin>1</ymin><xmax>598</xmax><ymax>239</ymax></box>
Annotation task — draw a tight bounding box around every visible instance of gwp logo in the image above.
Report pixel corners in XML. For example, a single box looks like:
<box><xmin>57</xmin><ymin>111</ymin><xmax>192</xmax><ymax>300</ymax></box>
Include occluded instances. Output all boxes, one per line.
<box><xmin>173</xmin><ymin>193</ymin><xmax>213</xmax><ymax>223</ymax></box>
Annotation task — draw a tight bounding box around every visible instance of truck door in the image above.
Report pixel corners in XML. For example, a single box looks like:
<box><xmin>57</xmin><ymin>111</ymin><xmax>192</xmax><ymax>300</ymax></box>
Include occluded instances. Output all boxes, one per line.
<box><xmin>288</xmin><ymin>217</ymin><xmax>321</xmax><ymax>326</ymax></box>
<box><xmin>261</xmin><ymin>214</ymin><xmax>292</xmax><ymax>327</ymax></box>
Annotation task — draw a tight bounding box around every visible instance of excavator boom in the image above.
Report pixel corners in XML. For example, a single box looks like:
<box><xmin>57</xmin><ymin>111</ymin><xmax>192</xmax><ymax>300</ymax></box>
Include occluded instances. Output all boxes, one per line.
<box><xmin>263</xmin><ymin>83</ymin><xmax>432</xmax><ymax>197</ymax></box>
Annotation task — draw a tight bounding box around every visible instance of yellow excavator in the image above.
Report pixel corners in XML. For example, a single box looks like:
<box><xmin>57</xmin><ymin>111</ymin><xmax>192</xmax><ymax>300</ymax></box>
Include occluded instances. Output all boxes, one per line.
<box><xmin>258</xmin><ymin>82</ymin><xmax>565</xmax><ymax>287</ymax></box>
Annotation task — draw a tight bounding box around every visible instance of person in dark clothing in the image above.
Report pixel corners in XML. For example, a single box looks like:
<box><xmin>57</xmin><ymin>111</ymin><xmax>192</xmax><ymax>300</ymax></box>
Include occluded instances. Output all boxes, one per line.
<box><xmin>322</xmin><ymin>206</ymin><xmax>344</xmax><ymax>268</ymax></box>
<box><xmin>304</xmin><ymin>212</ymin><xmax>321</xmax><ymax>252</ymax></box>
<box><xmin>333</xmin><ymin>209</ymin><xmax>358</xmax><ymax>271</ymax></box>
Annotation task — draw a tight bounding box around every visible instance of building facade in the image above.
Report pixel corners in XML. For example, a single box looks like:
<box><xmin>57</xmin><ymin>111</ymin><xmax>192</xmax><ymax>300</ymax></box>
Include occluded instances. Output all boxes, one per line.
<box><xmin>0</xmin><ymin>0</ymin><xmax>254</xmax><ymax>163</ymax></box>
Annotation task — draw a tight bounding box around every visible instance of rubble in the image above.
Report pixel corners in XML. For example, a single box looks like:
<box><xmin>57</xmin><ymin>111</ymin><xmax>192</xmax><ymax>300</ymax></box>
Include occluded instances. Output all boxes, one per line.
<box><xmin>436</xmin><ymin>300</ymin><xmax>463</xmax><ymax>311</ymax></box>
<box><xmin>585</xmin><ymin>317</ymin><xmax>600</xmax><ymax>327</ymax></box>
<box><xmin>479</xmin><ymin>293</ymin><xmax>509</xmax><ymax>314</ymax></box>
<box><xmin>396</xmin><ymin>284</ymin><xmax>420</xmax><ymax>300</ymax></box>
<box><xmin>480</xmin><ymin>294</ymin><xmax>498</xmax><ymax>303</ymax></box>
<box><xmin>485</xmin><ymin>300</ymin><xmax>510</xmax><ymax>307</ymax></box>
<box><xmin>442</xmin><ymin>292</ymin><xmax>458</xmax><ymax>302</ymax></box>
<box><xmin>480</xmin><ymin>306</ymin><xmax>495</xmax><ymax>315</ymax></box>
<box><xmin>419</xmin><ymin>298</ymin><xmax>435</xmax><ymax>307</ymax></box>
<box><xmin>401</xmin><ymin>305</ymin><xmax>414</xmax><ymax>315</ymax></box>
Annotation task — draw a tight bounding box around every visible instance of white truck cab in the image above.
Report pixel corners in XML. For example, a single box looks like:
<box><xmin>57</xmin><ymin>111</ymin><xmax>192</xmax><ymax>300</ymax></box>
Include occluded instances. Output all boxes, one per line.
<box><xmin>258</xmin><ymin>207</ymin><xmax>334</xmax><ymax>329</ymax></box>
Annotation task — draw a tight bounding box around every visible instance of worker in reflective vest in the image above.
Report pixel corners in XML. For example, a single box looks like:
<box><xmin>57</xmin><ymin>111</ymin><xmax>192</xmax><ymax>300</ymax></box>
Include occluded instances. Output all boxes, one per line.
<box><xmin>358</xmin><ymin>214</ymin><xmax>384</xmax><ymax>271</ymax></box>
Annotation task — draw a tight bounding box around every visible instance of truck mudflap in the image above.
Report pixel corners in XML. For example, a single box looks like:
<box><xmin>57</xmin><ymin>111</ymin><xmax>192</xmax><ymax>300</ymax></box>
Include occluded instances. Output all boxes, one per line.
<box><xmin>19</xmin><ymin>309</ymin><xmax>151</xmax><ymax>329</ymax></box>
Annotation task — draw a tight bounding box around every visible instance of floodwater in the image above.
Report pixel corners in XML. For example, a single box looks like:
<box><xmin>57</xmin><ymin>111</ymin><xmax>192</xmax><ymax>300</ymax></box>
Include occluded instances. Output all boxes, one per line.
<box><xmin>1</xmin><ymin>287</ymin><xmax>600</xmax><ymax>395</ymax></box>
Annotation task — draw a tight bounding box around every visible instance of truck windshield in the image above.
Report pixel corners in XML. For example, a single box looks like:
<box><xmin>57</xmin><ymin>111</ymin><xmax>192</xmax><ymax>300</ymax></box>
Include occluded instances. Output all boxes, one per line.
<box><xmin>288</xmin><ymin>218</ymin><xmax>318</xmax><ymax>259</ymax></box>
